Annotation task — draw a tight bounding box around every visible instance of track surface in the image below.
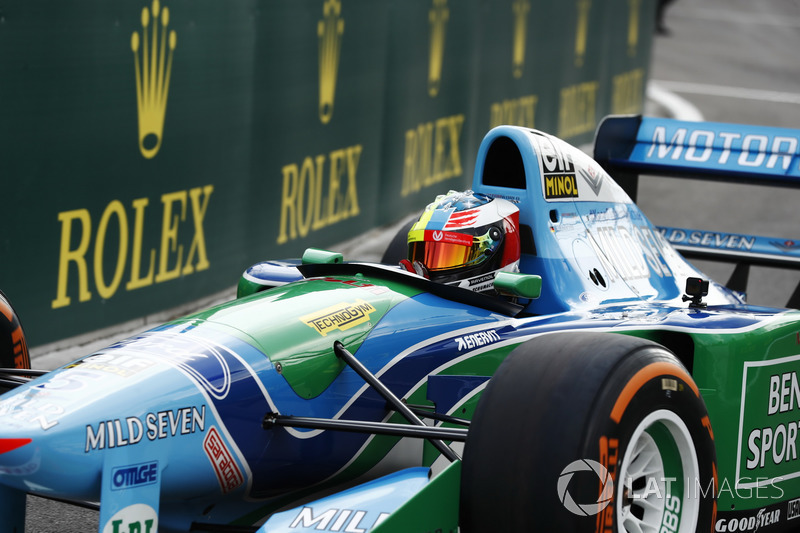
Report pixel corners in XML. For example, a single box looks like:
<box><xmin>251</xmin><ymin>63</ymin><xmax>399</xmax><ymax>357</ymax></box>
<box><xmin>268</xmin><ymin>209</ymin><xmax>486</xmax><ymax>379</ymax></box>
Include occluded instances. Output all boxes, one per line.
<box><xmin>24</xmin><ymin>0</ymin><xmax>800</xmax><ymax>530</ymax></box>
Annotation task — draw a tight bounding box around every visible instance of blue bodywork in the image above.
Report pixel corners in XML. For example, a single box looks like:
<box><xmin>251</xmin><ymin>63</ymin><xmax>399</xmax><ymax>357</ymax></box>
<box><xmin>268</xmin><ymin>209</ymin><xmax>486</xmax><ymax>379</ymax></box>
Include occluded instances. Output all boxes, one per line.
<box><xmin>1</xmin><ymin>117</ymin><xmax>799</xmax><ymax>532</ymax></box>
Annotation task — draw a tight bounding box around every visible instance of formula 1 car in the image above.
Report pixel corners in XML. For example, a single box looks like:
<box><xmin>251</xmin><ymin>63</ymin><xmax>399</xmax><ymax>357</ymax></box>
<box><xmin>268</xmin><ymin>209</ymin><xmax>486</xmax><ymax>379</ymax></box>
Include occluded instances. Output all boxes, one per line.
<box><xmin>2</xmin><ymin>115</ymin><xmax>800</xmax><ymax>533</ymax></box>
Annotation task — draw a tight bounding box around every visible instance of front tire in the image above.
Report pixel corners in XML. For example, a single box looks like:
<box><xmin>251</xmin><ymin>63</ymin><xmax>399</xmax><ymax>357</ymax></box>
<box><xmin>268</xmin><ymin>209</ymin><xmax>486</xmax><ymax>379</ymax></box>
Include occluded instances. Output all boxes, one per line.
<box><xmin>460</xmin><ymin>332</ymin><xmax>716</xmax><ymax>532</ymax></box>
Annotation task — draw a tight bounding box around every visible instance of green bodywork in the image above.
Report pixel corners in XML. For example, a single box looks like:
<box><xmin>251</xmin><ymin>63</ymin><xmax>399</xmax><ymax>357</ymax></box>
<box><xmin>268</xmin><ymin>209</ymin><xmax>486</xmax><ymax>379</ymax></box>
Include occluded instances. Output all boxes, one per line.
<box><xmin>182</xmin><ymin>274</ymin><xmax>422</xmax><ymax>399</ymax></box>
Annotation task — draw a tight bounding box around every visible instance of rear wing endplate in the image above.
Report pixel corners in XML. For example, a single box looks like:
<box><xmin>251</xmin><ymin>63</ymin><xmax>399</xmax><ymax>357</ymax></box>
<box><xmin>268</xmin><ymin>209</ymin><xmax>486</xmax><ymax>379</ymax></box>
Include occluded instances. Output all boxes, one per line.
<box><xmin>594</xmin><ymin>115</ymin><xmax>800</xmax><ymax>307</ymax></box>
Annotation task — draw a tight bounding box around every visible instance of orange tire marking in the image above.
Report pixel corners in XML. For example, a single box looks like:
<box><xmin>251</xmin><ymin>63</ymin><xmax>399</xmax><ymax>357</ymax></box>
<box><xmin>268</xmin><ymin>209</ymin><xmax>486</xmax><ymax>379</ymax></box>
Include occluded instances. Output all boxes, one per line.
<box><xmin>610</xmin><ymin>361</ymin><xmax>699</xmax><ymax>423</ymax></box>
<box><xmin>0</xmin><ymin>299</ymin><xmax>13</xmax><ymax>322</ymax></box>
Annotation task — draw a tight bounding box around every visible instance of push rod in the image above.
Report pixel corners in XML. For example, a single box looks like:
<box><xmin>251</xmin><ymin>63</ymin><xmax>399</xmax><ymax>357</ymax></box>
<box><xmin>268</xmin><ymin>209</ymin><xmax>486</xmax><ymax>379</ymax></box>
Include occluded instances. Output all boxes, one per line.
<box><xmin>333</xmin><ymin>341</ymin><xmax>461</xmax><ymax>462</ymax></box>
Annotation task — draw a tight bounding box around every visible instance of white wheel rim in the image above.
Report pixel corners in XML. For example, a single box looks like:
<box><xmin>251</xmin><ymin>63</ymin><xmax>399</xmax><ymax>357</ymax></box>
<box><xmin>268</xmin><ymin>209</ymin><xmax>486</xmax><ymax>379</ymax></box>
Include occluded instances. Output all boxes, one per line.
<box><xmin>617</xmin><ymin>409</ymin><xmax>700</xmax><ymax>533</ymax></box>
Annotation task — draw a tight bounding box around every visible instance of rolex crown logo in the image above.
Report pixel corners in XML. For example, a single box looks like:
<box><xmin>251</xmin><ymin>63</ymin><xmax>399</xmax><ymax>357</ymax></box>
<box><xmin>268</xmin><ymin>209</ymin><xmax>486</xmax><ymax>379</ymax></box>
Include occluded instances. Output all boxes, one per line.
<box><xmin>318</xmin><ymin>0</ymin><xmax>344</xmax><ymax>124</ymax></box>
<box><xmin>627</xmin><ymin>0</ymin><xmax>640</xmax><ymax>57</ymax></box>
<box><xmin>428</xmin><ymin>0</ymin><xmax>449</xmax><ymax>97</ymax></box>
<box><xmin>511</xmin><ymin>0</ymin><xmax>530</xmax><ymax>79</ymax></box>
<box><xmin>574</xmin><ymin>0</ymin><xmax>591</xmax><ymax>67</ymax></box>
<box><xmin>131</xmin><ymin>0</ymin><xmax>177</xmax><ymax>159</ymax></box>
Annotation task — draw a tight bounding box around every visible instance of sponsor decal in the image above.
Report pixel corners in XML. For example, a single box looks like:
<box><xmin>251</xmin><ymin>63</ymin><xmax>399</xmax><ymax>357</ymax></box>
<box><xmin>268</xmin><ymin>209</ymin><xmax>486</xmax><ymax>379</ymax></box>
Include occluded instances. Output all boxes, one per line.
<box><xmin>428</xmin><ymin>0</ymin><xmax>448</xmax><ymax>97</ymax></box>
<box><xmin>52</xmin><ymin>185</ymin><xmax>213</xmax><ymax>308</ymax></box>
<box><xmin>0</xmin><ymin>394</ymin><xmax>65</xmax><ymax>431</ymax></box>
<box><xmin>545</xmin><ymin>174</ymin><xmax>579</xmax><ymax>199</ymax></box>
<box><xmin>644</xmin><ymin>125</ymin><xmax>800</xmax><ymax>174</ymax></box>
<box><xmin>68</xmin><ymin>352</ymin><xmax>156</xmax><ymax>378</ymax></box>
<box><xmin>588</xmin><ymin>224</ymin><xmax>679</xmax><ymax>283</ymax></box>
<box><xmin>111</xmin><ymin>461</ymin><xmax>159</xmax><ymax>491</ymax></box>
<box><xmin>101</xmin><ymin>331</ymin><xmax>232</xmax><ymax>401</ymax></box>
<box><xmin>320</xmin><ymin>277</ymin><xmax>389</xmax><ymax>295</ymax></box>
<box><xmin>490</xmin><ymin>94</ymin><xmax>538</xmax><ymax>130</ymax></box>
<box><xmin>771</xmin><ymin>240</ymin><xmax>800</xmax><ymax>253</ymax></box>
<box><xmin>612</xmin><ymin>68</ymin><xmax>644</xmax><ymax>115</ymax></box>
<box><xmin>204</xmin><ymin>426</ymin><xmax>244</xmax><ymax>494</ymax></box>
<box><xmin>536</xmin><ymin>134</ymin><xmax>579</xmax><ymax>200</ymax></box>
<box><xmin>85</xmin><ymin>405</ymin><xmax>205</xmax><ymax>452</ymax></box>
<box><xmin>289</xmin><ymin>506</ymin><xmax>390</xmax><ymax>531</ymax></box>
<box><xmin>131</xmin><ymin>0</ymin><xmax>177</xmax><ymax>159</ymax></box>
<box><xmin>660</xmin><ymin>228</ymin><xmax>755</xmax><ymax>251</ymax></box>
<box><xmin>102</xmin><ymin>503</ymin><xmax>158</xmax><ymax>533</ymax></box>
<box><xmin>454</xmin><ymin>329</ymin><xmax>500</xmax><ymax>351</ymax></box>
<box><xmin>511</xmin><ymin>0</ymin><xmax>531</xmax><ymax>78</ymax></box>
<box><xmin>401</xmin><ymin>114</ymin><xmax>465</xmax><ymax>197</ymax></box>
<box><xmin>737</xmin><ymin>354</ymin><xmax>800</xmax><ymax>488</ymax></box>
<box><xmin>454</xmin><ymin>273</ymin><xmax>495</xmax><ymax>293</ymax></box>
<box><xmin>579</xmin><ymin>166</ymin><xmax>604</xmax><ymax>196</ymax></box>
<box><xmin>318</xmin><ymin>0</ymin><xmax>344</xmax><ymax>123</ymax></box>
<box><xmin>426</xmin><ymin>229</ymin><xmax>472</xmax><ymax>247</ymax></box>
<box><xmin>788</xmin><ymin>497</ymin><xmax>800</xmax><ymax>520</ymax></box>
<box><xmin>574</xmin><ymin>0</ymin><xmax>590</xmax><ymax>67</ymax></box>
<box><xmin>301</xmin><ymin>299</ymin><xmax>377</xmax><ymax>336</ymax></box>
<box><xmin>595</xmin><ymin>437</ymin><xmax>619</xmax><ymax>532</ymax></box>
<box><xmin>277</xmin><ymin>144</ymin><xmax>363</xmax><ymax>244</ymax></box>
<box><xmin>715</xmin><ymin>509</ymin><xmax>781</xmax><ymax>532</ymax></box>
<box><xmin>558</xmin><ymin>81</ymin><xmax>598</xmax><ymax>139</ymax></box>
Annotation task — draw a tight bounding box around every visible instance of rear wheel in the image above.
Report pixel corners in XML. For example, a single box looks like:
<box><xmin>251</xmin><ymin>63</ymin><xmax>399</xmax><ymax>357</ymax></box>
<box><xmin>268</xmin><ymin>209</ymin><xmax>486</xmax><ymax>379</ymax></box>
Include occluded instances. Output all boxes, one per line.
<box><xmin>460</xmin><ymin>331</ymin><xmax>716</xmax><ymax>532</ymax></box>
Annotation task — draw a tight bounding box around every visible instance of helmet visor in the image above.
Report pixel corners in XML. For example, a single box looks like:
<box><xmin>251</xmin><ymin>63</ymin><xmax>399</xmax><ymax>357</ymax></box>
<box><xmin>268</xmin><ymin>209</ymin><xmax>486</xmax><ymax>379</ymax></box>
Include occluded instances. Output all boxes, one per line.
<box><xmin>408</xmin><ymin>230</ymin><xmax>496</xmax><ymax>272</ymax></box>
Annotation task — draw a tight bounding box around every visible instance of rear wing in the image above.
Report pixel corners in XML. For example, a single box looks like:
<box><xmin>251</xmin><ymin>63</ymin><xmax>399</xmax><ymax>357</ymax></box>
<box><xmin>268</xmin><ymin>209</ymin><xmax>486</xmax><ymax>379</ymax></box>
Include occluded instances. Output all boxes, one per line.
<box><xmin>593</xmin><ymin>115</ymin><xmax>800</xmax><ymax>307</ymax></box>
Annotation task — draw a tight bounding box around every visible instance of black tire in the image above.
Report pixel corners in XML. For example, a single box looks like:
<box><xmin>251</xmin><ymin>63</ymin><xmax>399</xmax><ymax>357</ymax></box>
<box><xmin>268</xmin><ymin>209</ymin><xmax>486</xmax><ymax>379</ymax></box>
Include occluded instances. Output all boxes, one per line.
<box><xmin>0</xmin><ymin>290</ymin><xmax>29</xmax><ymax>369</ymax></box>
<box><xmin>380</xmin><ymin>219</ymin><xmax>415</xmax><ymax>265</ymax></box>
<box><xmin>460</xmin><ymin>332</ymin><xmax>716</xmax><ymax>532</ymax></box>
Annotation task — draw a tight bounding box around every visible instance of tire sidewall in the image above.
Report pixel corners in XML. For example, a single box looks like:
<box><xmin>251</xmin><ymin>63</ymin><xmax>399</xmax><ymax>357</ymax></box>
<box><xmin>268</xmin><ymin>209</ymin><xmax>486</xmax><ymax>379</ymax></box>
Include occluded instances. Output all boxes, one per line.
<box><xmin>460</xmin><ymin>332</ymin><xmax>716</xmax><ymax>533</ymax></box>
<box><xmin>579</xmin><ymin>347</ymin><xmax>717</xmax><ymax>533</ymax></box>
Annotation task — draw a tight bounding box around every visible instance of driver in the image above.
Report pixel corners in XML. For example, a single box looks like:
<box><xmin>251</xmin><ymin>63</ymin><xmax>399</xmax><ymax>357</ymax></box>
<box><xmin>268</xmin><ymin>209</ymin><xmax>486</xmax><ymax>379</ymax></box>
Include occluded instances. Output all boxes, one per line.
<box><xmin>403</xmin><ymin>190</ymin><xmax>521</xmax><ymax>294</ymax></box>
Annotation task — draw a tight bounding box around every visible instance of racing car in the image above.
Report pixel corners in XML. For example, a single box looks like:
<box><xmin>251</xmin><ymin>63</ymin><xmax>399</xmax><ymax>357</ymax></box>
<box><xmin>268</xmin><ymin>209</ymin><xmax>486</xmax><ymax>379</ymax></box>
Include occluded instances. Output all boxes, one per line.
<box><xmin>1</xmin><ymin>115</ymin><xmax>800</xmax><ymax>533</ymax></box>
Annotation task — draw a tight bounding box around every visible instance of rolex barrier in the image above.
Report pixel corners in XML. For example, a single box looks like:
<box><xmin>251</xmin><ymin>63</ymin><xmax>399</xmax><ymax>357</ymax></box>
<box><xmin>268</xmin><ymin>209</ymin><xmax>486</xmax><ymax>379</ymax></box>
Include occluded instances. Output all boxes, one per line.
<box><xmin>1</xmin><ymin>0</ymin><xmax>655</xmax><ymax>350</ymax></box>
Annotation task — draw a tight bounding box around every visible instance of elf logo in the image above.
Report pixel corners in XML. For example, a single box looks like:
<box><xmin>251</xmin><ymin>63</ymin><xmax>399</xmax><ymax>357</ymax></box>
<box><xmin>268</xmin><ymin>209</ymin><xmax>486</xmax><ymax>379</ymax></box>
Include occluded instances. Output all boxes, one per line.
<box><xmin>102</xmin><ymin>503</ymin><xmax>158</xmax><ymax>533</ymax></box>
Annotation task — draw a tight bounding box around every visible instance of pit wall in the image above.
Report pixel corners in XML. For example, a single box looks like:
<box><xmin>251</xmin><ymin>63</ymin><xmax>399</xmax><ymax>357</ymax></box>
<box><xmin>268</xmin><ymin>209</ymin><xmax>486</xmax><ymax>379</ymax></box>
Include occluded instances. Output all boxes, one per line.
<box><xmin>1</xmin><ymin>0</ymin><xmax>655</xmax><ymax>348</ymax></box>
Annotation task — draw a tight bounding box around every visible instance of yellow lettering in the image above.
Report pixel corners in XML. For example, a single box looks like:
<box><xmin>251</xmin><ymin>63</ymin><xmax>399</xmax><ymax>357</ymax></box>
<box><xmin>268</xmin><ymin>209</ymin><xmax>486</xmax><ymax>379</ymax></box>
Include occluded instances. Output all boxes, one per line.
<box><xmin>343</xmin><ymin>145</ymin><xmax>362</xmax><ymax>219</ymax></box>
<box><xmin>558</xmin><ymin>81</ymin><xmax>598</xmax><ymax>139</ymax></box>
<box><xmin>401</xmin><ymin>114</ymin><xmax>464</xmax><ymax>197</ymax></box>
<box><xmin>328</xmin><ymin>148</ymin><xmax>346</xmax><ymax>225</ymax></box>
<box><xmin>126</xmin><ymin>198</ymin><xmax>156</xmax><ymax>290</ymax></box>
<box><xmin>278</xmin><ymin>164</ymin><xmax>298</xmax><ymax>245</ymax></box>
<box><xmin>612</xmin><ymin>68</ymin><xmax>644</xmax><ymax>115</ymax></box>
<box><xmin>94</xmin><ymin>200</ymin><xmax>129</xmax><ymax>300</ymax></box>
<box><xmin>182</xmin><ymin>185</ymin><xmax>213</xmax><ymax>275</ymax></box>
<box><xmin>311</xmin><ymin>155</ymin><xmax>326</xmax><ymax>231</ymax></box>
<box><xmin>52</xmin><ymin>209</ymin><xmax>93</xmax><ymax>308</ymax></box>
<box><xmin>296</xmin><ymin>157</ymin><xmax>315</xmax><ymax>238</ymax></box>
<box><xmin>276</xmin><ymin>146</ymin><xmax>363</xmax><ymax>244</ymax></box>
<box><xmin>489</xmin><ymin>95</ymin><xmax>538</xmax><ymax>129</ymax></box>
<box><xmin>53</xmin><ymin>185</ymin><xmax>214</xmax><ymax>306</ymax></box>
<box><xmin>155</xmin><ymin>191</ymin><xmax>187</xmax><ymax>283</ymax></box>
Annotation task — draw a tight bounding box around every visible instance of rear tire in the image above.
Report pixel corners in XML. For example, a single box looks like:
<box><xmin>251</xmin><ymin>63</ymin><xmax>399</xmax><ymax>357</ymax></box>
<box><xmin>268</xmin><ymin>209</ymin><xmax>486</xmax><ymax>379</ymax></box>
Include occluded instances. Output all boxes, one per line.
<box><xmin>460</xmin><ymin>332</ymin><xmax>716</xmax><ymax>532</ymax></box>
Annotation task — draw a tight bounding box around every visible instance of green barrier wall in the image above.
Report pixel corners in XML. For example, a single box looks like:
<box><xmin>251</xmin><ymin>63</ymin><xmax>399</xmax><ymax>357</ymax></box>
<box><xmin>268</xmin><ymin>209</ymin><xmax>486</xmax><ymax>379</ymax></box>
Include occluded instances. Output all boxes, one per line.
<box><xmin>1</xmin><ymin>0</ymin><xmax>655</xmax><ymax>348</ymax></box>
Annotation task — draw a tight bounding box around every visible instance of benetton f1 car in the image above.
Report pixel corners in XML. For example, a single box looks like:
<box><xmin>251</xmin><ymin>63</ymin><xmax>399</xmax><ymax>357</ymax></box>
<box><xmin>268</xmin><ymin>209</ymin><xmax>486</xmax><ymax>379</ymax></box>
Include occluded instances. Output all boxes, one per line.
<box><xmin>2</xmin><ymin>115</ymin><xmax>800</xmax><ymax>533</ymax></box>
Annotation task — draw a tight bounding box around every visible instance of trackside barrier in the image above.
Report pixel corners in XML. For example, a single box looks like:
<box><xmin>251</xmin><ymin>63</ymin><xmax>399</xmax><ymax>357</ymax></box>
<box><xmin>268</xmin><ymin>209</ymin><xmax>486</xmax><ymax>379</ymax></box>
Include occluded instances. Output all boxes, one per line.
<box><xmin>1</xmin><ymin>1</ymin><xmax>655</xmax><ymax>349</ymax></box>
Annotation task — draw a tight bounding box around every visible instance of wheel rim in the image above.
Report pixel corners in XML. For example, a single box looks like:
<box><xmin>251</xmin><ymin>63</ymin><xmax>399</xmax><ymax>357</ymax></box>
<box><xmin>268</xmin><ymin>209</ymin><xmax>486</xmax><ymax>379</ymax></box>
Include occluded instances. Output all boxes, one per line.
<box><xmin>617</xmin><ymin>410</ymin><xmax>700</xmax><ymax>533</ymax></box>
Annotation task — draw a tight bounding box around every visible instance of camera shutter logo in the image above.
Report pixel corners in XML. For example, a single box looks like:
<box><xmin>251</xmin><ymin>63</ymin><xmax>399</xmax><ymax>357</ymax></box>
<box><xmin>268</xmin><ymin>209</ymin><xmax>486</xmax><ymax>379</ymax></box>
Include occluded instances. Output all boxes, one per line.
<box><xmin>557</xmin><ymin>459</ymin><xmax>614</xmax><ymax>516</ymax></box>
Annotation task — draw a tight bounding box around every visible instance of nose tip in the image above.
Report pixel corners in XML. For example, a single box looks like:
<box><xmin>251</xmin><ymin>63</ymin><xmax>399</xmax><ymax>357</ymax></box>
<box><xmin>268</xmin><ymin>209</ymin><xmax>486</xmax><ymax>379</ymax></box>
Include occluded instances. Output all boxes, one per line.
<box><xmin>0</xmin><ymin>438</ymin><xmax>31</xmax><ymax>455</ymax></box>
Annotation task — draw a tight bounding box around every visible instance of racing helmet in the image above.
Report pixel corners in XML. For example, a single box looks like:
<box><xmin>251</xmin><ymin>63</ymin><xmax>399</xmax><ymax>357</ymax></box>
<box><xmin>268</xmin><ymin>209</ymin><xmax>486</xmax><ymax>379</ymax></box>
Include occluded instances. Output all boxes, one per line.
<box><xmin>407</xmin><ymin>190</ymin><xmax>521</xmax><ymax>293</ymax></box>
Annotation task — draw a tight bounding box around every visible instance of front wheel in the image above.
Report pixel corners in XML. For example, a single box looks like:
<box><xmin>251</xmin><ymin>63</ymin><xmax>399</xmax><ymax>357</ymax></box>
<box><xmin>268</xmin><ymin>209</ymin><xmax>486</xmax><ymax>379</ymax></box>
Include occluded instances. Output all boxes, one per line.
<box><xmin>0</xmin><ymin>290</ymin><xmax>29</xmax><ymax>370</ymax></box>
<box><xmin>460</xmin><ymin>332</ymin><xmax>716</xmax><ymax>532</ymax></box>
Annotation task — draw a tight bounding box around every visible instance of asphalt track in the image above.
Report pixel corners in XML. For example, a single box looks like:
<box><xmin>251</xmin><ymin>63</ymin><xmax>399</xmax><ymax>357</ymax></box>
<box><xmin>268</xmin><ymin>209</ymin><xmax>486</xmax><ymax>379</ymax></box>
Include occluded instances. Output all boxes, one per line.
<box><xmin>23</xmin><ymin>0</ymin><xmax>800</xmax><ymax>530</ymax></box>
